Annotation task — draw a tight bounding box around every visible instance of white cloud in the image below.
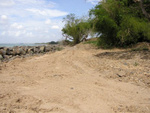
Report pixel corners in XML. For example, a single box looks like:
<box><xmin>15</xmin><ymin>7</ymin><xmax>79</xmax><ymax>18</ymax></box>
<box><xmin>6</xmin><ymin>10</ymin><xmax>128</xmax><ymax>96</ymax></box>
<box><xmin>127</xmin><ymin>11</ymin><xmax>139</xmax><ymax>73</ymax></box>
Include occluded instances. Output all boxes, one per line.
<box><xmin>15</xmin><ymin>31</ymin><xmax>21</xmax><ymax>37</ymax></box>
<box><xmin>26</xmin><ymin>32</ymin><xmax>33</xmax><ymax>37</ymax></box>
<box><xmin>34</xmin><ymin>27</ymin><xmax>40</xmax><ymax>31</ymax></box>
<box><xmin>16</xmin><ymin>0</ymin><xmax>39</xmax><ymax>4</ymax></box>
<box><xmin>45</xmin><ymin>19</ymin><xmax>51</xmax><ymax>25</ymax></box>
<box><xmin>45</xmin><ymin>30</ymin><xmax>49</xmax><ymax>33</ymax></box>
<box><xmin>86</xmin><ymin>0</ymin><xmax>101</xmax><ymax>5</ymax></box>
<box><xmin>51</xmin><ymin>25</ymin><xmax>60</xmax><ymax>29</ymax></box>
<box><xmin>0</xmin><ymin>15</ymin><xmax>9</xmax><ymax>24</ymax></box>
<box><xmin>0</xmin><ymin>0</ymin><xmax>15</xmax><ymax>7</ymax></box>
<box><xmin>0</xmin><ymin>0</ymin><xmax>67</xmax><ymax>43</ymax></box>
<box><xmin>11</xmin><ymin>23</ymin><xmax>23</xmax><ymax>29</ymax></box>
<box><xmin>1</xmin><ymin>15</ymin><xmax>8</xmax><ymax>20</ymax></box>
<box><xmin>16</xmin><ymin>0</ymin><xmax>56</xmax><ymax>8</ymax></box>
<box><xmin>1</xmin><ymin>31</ymin><xmax>6</xmax><ymax>36</ymax></box>
<box><xmin>18</xmin><ymin>25</ymin><xmax>23</xmax><ymax>29</ymax></box>
<box><xmin>26</xmin><ymin>8</ymin><xmax>68</xmax><ymax>17</ymax></box>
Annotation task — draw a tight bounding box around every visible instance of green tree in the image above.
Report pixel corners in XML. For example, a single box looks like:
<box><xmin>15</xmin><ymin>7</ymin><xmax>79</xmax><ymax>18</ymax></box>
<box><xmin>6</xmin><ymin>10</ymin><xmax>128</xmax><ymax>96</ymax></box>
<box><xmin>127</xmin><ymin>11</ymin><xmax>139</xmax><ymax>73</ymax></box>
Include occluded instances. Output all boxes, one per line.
<box><xmin>90</xmin><ymin>0</ymin><xmax>150</xmax><ymax>47</ymax></box>
<box><xmin>62</xmin><ymin>14</ymin><xmax>92</xmax><ymax>45</ymax></box>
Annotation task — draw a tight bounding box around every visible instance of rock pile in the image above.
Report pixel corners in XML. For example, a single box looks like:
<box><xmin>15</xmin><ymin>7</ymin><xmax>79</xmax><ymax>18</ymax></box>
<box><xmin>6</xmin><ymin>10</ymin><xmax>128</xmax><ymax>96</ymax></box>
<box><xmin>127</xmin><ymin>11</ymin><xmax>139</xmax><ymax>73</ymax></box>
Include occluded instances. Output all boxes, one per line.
<box><xmin>0</xmin><ymin>45</ymin><xmax>60</xmax><ymax>62</ymax></box>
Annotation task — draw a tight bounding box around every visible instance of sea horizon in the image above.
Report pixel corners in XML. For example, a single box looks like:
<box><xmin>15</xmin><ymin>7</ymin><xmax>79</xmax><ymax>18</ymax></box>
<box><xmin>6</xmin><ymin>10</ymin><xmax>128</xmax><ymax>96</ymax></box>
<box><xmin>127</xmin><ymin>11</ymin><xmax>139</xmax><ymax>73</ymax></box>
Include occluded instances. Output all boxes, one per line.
<box><xmin>0</xmin><ymin>43</ymin><xmax>46</xmax><ymax>47</ymax></box>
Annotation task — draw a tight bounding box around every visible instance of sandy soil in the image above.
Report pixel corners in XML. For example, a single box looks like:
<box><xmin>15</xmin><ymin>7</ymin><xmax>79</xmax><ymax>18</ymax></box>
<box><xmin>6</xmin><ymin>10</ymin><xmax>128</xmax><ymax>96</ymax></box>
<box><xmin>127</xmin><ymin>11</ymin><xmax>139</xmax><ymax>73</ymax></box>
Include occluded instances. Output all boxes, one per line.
<box><xmin>0</xmin><ymin>44</ymin><xmax>150</xmax><ymax>113</ymax></box>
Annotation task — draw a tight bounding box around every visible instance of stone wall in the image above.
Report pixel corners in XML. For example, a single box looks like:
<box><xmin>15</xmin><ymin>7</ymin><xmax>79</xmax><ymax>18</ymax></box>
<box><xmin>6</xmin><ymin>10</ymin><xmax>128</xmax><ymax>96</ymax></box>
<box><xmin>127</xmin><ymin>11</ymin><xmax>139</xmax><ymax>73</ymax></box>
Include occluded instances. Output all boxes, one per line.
<box><xmin>0</xmin><ymin>45</ymin><xmax>60</xmax><ymax>62</ymax></box>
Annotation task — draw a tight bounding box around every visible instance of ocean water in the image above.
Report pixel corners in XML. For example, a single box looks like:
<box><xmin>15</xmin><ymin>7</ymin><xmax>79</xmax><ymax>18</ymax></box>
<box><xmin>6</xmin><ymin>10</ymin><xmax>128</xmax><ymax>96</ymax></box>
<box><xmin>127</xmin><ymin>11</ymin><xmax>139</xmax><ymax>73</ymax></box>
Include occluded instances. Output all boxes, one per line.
<box><xmin>0</xmin><ymin>43</ymin><xmax>46</xmax><ymax>47</ymax></box>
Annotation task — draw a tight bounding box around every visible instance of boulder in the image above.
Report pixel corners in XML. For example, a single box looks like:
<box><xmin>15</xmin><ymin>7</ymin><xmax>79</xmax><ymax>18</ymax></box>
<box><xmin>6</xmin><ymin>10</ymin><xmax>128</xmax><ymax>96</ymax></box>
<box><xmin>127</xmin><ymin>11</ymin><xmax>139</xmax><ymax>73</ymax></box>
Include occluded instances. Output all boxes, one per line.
<box><xmin>27</xmin><ymin>48</ymin><xmax>34</xmax><ymax>54</ymax></box>
<box><xmin>39</xmin><ymin>46</ymin><xmax>45</xmax><ymax>53</ymax></box>
<box><xmin>11</xmin><ymin>47</ymin><xmax>23</xmax><ymax>56</ymax></box>
<box><xmin>4</xmin><ymin>48</ymin><xmax>14</xmax><ymax>55</ymax></box>
<box><xmin>0</xmin><ymin>49</ymin><xmax>6</xmax><ymax>55</ymax></box>
<box><xmin>24</xmin><ymin>46</ymin><xmax>30</xmax><ymax>53</ymax></box>
<box><xmin>19</xmin><ymin>48</ymin><xmax>26</xmax><ymax>55</ymax></box>
<box><xmin>0</xmin><ymin>45</ymin><xmax>58</xmax><ymax>62</ymax></box>
<box><xmin>5</xmin><ymin>48</ymin><xmax>11</xmax><ymax>55</ymax></box>
<box><xmin>0</xmin><ymin>47</ymin><xmax>4</xmax><ymax>49</ymax></box>
<box><xmin>51</xmin><ymin>46</ymin><xmax>56</xmax><ymax>52</ymax></box>
<box><xmin>0</xmin><ymin>50</ymin><xmax>3</xmax><ymax>55</ymax></box>
<box><xmin>8</xmin><ymin>49</ymin><xmax>14</xmax><ymax>55</ymax></box>
<box><xmin>52</xmin><ymin>46</ymin><xmax>56</xmax><ymax>51</ymax></box>
<box><xmin>11</xmin><ymin>47</ymin><xmax>18</xmax><ymax>56</ymax></box>
<box><xmin>0</xmin><ymin>55</ymin><xmax>3</xmax><ymax>60</ymax></box>
<box><xmin>12</xmin><ymin>50</ymin><xmax>16</xmax><ymax>56</ymax></box>
<box><xmin>33</xmin><ymin>47</ymin><xmax>40</xmax><ymax>53</ymax></box>
<box><xmin>45</xmin><ymin>46</ymin><xmax>52</xmax><ymax>52</ymax></box>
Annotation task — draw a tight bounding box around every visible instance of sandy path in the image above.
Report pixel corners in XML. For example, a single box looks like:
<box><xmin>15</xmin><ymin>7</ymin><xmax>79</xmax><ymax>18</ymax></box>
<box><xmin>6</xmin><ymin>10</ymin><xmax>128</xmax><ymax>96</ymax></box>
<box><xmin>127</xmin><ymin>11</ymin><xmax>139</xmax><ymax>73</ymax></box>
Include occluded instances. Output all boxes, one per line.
<box><xmin>0</xmin><ymin>45</ymin><xmax>150</xmax><ymax>113</ymax></box>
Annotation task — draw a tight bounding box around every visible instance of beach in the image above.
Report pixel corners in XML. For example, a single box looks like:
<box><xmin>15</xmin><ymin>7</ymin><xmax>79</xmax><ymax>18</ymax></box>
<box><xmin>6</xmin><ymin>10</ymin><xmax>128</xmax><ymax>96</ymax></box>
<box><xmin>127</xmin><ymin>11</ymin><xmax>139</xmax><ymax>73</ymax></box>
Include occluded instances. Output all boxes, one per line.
<box><xmin>0</xmin><ymin>44</ymin><xmax>150</xmax><ymax>113</ymax></box>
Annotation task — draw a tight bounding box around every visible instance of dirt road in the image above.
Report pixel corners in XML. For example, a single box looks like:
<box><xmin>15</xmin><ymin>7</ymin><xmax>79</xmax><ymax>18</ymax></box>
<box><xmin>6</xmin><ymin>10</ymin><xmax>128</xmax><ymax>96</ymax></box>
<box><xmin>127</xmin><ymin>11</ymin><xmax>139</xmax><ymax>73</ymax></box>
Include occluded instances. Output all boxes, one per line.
<box><xmin>0</xmin><ymin>44</ymin><xmax>150</xmax><ymax>113</ymax></box>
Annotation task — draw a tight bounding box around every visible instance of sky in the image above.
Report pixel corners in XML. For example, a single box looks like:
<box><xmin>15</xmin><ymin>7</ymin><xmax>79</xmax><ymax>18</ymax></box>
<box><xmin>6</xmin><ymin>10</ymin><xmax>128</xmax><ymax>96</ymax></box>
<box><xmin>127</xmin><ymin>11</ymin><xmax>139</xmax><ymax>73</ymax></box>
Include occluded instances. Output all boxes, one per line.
<box><xmin>0</xmin><ymin>0</ymin><xmax>100</xmax><ymax>43</ymax></box>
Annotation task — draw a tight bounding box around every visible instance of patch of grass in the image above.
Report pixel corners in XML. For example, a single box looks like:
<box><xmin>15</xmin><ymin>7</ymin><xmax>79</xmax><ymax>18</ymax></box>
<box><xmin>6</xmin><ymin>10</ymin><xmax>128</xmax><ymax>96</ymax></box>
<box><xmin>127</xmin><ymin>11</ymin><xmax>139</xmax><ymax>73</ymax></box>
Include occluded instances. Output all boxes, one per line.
<box><xmin>84</xmin><ymin>40</ymin><xmax>98</xmax><ymax>46</ymax></box>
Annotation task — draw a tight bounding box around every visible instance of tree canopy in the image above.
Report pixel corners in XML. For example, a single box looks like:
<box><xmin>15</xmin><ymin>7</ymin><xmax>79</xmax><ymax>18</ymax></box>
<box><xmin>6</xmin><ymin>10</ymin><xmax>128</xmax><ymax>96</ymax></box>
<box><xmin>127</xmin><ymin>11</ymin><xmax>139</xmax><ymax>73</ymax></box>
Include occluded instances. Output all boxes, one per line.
<box><xmin>90</xmin><ymin>0</ymin><xmax>150</xmax><ymax>47</ymax></box>
<box><xmin>62</xmin><ymin>14</ymin><xmax>93</xmax><ymax>45</ymax></box>
<box><xmin>62</xmin><ymin>0</ymin><xmax>150</xmax><ymax>47</ymax></box>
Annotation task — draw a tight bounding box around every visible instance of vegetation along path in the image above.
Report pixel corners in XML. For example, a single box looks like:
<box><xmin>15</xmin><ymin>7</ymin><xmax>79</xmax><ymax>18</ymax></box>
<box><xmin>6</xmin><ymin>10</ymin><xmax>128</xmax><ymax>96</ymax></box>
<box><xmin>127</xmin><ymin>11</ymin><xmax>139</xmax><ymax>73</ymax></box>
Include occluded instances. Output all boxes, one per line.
<box><xmin>0</xmin><ymin>44</ymin><xmax>150</xmax><ymax>113</ymax></box>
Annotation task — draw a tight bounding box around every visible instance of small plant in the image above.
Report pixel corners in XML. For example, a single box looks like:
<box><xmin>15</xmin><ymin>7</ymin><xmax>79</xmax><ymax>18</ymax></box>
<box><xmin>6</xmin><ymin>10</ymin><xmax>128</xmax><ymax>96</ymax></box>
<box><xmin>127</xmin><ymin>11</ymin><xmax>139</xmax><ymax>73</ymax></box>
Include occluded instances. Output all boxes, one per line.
<box><xmin>134</xmin><ymin>62</ymin><xmax>139</xmax><ymax>66</ymax></box>
<box><xmin>131</xmin><ymin>47</ymin><xmax>149</xmax><ymax>51</ymax></box>
<box><xmin>142</xmin><ymin>47</ymin><xmax>149</xmax><ymax>51</ymax></box>
<box><xmin>84</xmin><ymin>40</ymin><xmax>98</xmax><ymax>46</ymax></box>
<box><xmin>56</xmin><ymin>47</ymin><xmax>63</xmax><ymax>51</ymax></box>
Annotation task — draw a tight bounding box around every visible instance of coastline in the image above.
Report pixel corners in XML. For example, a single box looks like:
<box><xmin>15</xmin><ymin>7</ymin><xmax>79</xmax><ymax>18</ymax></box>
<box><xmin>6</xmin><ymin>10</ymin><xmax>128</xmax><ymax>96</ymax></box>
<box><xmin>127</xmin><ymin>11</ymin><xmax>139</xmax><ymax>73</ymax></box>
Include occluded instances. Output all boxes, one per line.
<box><xmin>0</xmin><ymin>44</ymin><xmax>62</xmax><ymax>62</ymax></box>
<box><xmin>0</xmin><ymin>43</ymin><xmax>47</xmax><ymax>48</ymax></box>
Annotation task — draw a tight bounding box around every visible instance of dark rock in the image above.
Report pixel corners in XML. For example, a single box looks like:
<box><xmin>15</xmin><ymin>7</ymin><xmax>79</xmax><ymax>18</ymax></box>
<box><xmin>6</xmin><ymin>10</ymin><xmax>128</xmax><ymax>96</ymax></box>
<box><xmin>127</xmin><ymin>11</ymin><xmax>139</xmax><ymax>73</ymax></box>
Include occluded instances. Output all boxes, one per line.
<box><xmin>117</xmin><ymin>72</ymin><xmax>126</xmax><ymax>78</ymax></box>
<box><xmin>0</xmin><ymin>47</ymin><xmax>4</xmax><ymax>49</ymax></box>
<box><xmin>0</xmin><ymin>45</ymin><xmax>59</xmax><ymax>62</ymax></box>
<box><xmin>3</xmin><ymin>47</ymin><xmax>9</xmax><ymax>55</ymax></box>
<box><xmin>6</xmin><ymin>48</ymin><xmax>13</xmax><ymax>55</ymax></box>
<box><xmin>117</xmin><ymin>74</ymin><xmax>123</xmax><ymax>77</ymax></box>
<box><xmin>70</xmin><ymin>87</ymin><xmax>74</xmax><ymax>90</ymax></box>
<box><xmin>5</xmin><ymin>48</ymin><xmax>10</xmax><ymax>55</ymax></box>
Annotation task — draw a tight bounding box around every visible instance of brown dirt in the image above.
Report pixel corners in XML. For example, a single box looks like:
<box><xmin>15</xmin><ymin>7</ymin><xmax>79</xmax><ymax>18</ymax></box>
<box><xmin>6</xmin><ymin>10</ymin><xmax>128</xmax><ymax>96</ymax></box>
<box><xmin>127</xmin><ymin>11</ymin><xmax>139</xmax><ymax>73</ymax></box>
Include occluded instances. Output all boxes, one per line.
<box><xmin>0</xmin><ymin>44</ymin><xmax>150</xmax><ymax>113</ymax></box>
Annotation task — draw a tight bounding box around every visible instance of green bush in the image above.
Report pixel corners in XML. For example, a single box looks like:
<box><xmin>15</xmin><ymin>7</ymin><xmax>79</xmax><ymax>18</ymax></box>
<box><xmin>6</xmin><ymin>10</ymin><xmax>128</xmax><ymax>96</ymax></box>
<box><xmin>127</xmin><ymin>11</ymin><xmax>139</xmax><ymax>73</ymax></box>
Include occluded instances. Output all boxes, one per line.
<box><xmin>84</xmin><ymin>40</ymin><xmax>98</xmax><ymax>46</ymax></box>
<box><xmin>90</xmin><ymin>0</ymin><xmax>150</xmax><ymax>48</ymax></box>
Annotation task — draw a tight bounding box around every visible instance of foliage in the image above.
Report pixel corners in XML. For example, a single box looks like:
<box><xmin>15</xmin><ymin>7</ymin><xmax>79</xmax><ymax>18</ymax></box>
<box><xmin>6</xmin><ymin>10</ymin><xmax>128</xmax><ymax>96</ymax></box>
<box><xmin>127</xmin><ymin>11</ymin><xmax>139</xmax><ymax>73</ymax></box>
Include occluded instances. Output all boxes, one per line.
<box><xmin>56</xmin><ymin>47</ymin><xmax>64</xmax><ymax>51</ymax></box>
<box><xmin>58</xmin><ymin>40</ymin><xmax>73</xmax><ymax>46</ymax></box>
<box><xmin>90</xmin><ymin>0</ymin><xmax>150</xmax><ymax>48</ymax></box>
<box><xmin>62</xmin><ymin>14</ymin><xmax>93</xmax><ymax>45</ymax></box>
<box><xmin>84</xmin><ymin>40</ymin><xmax>98</xmax><ymax>46</ymax></box>
<box><xmin>48</xmin><ymin>41</ymin><xmax>58</xmax><ymax>44</ymax></box>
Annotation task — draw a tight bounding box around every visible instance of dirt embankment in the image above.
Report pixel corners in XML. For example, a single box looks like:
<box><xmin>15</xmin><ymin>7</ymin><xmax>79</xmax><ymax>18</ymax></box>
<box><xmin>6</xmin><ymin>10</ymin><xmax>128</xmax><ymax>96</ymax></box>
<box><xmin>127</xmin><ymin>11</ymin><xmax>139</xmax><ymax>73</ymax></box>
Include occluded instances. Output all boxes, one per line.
<box><xmin>0</xmin><ymin>44</ymin><xmax>150</xmax><ymax>113</ymax></box>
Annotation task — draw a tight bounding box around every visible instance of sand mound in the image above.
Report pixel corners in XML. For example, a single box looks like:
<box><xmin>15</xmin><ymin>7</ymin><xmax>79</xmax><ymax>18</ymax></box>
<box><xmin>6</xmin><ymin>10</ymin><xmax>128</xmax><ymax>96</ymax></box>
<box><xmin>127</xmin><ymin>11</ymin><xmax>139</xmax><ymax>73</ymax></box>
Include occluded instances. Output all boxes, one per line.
<box><xmin>0</xmin><ymin>44</ymin><xmax>150</xmax><ymax>113</ymax></box>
